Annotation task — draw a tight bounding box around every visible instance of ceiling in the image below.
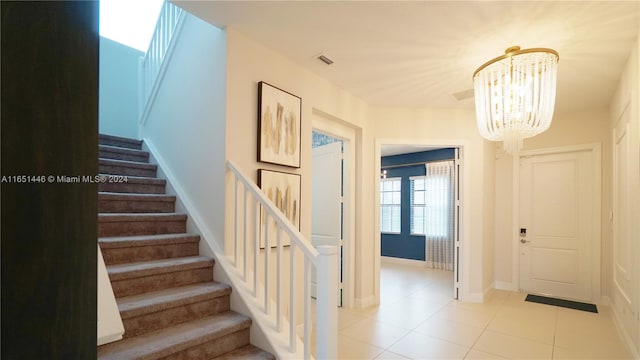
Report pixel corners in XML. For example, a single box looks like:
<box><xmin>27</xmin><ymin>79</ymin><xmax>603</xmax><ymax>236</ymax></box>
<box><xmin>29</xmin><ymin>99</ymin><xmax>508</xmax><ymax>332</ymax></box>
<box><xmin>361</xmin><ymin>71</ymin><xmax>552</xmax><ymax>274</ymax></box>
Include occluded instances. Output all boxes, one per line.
<box><xmin>174</xmin><ymin>1</ymin><xmax>639</xmax><ymax>156</ymax></box>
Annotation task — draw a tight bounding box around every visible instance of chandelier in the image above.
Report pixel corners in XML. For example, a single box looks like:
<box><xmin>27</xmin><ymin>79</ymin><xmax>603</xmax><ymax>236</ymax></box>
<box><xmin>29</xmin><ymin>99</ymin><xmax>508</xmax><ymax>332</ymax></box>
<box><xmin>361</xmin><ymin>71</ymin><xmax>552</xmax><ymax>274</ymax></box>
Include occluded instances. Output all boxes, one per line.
<box><xmin>473</xmin><ymin>46</ymin><xmax>559</xmax><ymax>155</ymax></box>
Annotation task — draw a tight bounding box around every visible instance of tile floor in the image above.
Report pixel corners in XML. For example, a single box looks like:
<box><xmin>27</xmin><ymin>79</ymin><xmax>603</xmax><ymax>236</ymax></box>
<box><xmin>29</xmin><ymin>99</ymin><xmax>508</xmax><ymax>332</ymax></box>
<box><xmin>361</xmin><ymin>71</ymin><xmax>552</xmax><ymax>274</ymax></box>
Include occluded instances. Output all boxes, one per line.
<box><xmin>331</xmin><ymin>261</ymin><xmax>633</xmax><ymax>359</ymax></box>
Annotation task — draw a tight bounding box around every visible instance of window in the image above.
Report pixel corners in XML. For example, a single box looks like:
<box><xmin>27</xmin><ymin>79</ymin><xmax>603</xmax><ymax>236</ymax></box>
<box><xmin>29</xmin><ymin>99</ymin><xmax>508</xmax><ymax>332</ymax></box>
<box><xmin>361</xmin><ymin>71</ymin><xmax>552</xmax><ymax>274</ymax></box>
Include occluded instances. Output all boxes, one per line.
<box><xmin>380</xmin><ymin>178</ymin><xmax>401</xmax><ymax>233</ymax></box>
<box><xmin>410</xmin><ymin>161</ymin><xmax>454</xmax><ymax>237</ymax></box>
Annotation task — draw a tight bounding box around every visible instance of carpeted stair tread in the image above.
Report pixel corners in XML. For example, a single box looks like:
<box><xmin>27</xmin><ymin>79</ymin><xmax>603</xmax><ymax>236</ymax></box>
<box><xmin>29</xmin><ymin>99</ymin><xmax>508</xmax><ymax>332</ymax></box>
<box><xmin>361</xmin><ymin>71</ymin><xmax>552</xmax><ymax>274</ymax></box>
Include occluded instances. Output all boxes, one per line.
<box><xmin>99</xmin><ymin>233</ymin><xmax>200</xmax><ymax>249</ymax></box>
<box><xmin>99</xmin><ymin>175</ymin><xmax>166</xmax><ymax>194</ymax></box>
<box><xmin>99</xmin><ymin>192</ymin><xmax>177</xmax><ymax>213</ymax></box>
<box><xmin>118</xmin><ymin>282</ymin><xmax>231</xmax><ymax>319</ymax></box>
<box><xmin>99</xmin><ymin>233</ymin><xmax>200</xmax><ymax>264</ymax></box>
<box><xmin>99</xmin><ymin>192</ymin><xmax>175</xmax><ymax>201</ymax></box>
<box><xmin>99</xmin><ymin>144</ymin><xmax>150</xmax><ymax>162</ymax></box>
<box><xmin>107</xmin><ymin>256</ymin><xmax>214</xmax><ymax>281</ymax></box>
<box><xmin>212</xmin><ymin>345</ymin><xmax>276</xmax><ymax>360</ymax></box>
<box><xmin>97</xmin><ymin>312</ymin><xmax>251</xmax><ymax>360</ymax></box>
<box><xmin>99</xmin><ymin>212</ymin><xmax>187</xmax><ymax>222</ymax></box>
<box><xmin>99</xmin><ymin>134</ymin><xmax>143</xmax><ymax>150</ymax></box>
<box><xmin>99</xmin><ymin>158</ymin><xmax>157</xmax><ymax>178</ymax></box>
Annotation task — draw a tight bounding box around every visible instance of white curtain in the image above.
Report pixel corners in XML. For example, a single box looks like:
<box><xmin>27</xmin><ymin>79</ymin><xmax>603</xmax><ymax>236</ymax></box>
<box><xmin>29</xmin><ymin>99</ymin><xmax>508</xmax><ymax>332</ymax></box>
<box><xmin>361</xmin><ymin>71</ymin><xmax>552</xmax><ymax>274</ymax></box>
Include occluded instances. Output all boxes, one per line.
<box><xmin>424</xmin><ymin>160</ymin><xmax>455</xmax><ymax>270</ymax></box>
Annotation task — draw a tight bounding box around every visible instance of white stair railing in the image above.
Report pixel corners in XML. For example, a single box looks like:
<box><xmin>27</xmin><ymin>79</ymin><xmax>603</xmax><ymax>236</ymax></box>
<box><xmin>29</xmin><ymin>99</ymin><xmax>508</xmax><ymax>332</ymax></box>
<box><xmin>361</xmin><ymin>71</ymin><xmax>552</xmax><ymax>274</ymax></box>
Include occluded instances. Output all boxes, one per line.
<box><xmin>139</xmin><ymin>0</ymin><xmax>185</xmax><ymax>125</ymax></box>
<box><xmin>226</xmin><ymin>161</ymin><xmax>338</xmax><ymax>360</ymax></box>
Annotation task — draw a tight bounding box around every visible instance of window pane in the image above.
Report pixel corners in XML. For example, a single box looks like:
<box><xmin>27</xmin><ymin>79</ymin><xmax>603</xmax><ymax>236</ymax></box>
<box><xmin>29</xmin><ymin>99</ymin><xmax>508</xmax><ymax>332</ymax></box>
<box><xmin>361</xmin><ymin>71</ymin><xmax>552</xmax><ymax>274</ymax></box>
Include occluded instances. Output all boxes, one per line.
<box><xmin>392</xmin><ymin>180</ymin><xmax>401</xmax><ymax>191</ymax></box>
<box><xmin>391</xmin><ymin>206</ymin><xmax>401</xmax><ymax>232</ymax></box>
<box><xmin>392</xmin><ymin>192</ymin><xmax>401</xmax><ymax>204</ymax></box>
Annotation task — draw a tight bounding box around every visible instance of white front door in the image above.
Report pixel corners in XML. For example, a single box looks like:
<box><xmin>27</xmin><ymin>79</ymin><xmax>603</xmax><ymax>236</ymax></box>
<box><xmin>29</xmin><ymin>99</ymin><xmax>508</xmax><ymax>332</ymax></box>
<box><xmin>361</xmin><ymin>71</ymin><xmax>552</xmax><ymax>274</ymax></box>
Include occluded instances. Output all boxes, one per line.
<box><xmin>311</xmin><ymin>141</ymin><xmax>343</xmax><ymax>304</ymax></box>
<box><xmin>519</xmin><ymin>150</ymin><xmax>594</xmax><ymax>301</ymax></box>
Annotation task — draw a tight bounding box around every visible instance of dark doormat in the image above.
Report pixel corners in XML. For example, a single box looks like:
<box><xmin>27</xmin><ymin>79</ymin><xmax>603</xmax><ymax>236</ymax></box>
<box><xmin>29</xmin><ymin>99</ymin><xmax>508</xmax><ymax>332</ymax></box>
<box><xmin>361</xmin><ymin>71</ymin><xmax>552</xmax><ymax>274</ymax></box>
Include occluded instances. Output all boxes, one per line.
<box><xmin>525</xmin><ymin>294</ymin><xmax>598</xmax><ymax>313</ymax></box>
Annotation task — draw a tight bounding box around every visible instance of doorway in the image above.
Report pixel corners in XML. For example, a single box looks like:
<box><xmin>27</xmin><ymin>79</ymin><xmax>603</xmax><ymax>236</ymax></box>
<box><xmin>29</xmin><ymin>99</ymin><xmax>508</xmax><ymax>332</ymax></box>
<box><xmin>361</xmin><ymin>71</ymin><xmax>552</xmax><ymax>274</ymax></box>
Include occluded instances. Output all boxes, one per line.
<box><xmin>378</xmin><ymin>144</ymin><xmax>461</xmax><ymax>302</ymax></box>
<box><xmin>311</xmin><ymin>131</ymin><xmax>344</xmax><ymax>306</ymax></box>
<box><xmin>310</xmin><ymin>110</ymin><xmax>358</xmax><ymax>308</ymax></box>
<box><xmin>516</xmin><ymin>145</ymin><xmax>601</xmax><ymax>302</ymax></box>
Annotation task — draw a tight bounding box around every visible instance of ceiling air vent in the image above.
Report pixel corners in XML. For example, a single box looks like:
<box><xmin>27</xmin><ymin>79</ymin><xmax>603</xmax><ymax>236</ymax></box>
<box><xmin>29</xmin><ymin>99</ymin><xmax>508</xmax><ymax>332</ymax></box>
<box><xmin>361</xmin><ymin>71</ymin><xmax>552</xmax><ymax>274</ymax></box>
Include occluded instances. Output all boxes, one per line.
<box><xmin>317</xmin><ymin>54</ymin><xmax>334</xmax><ymax>65</ymax></box>
<box><xmin>452</xmin><ymin>89</ymin><xmax>474</xmax><ymax>101</ymax></box>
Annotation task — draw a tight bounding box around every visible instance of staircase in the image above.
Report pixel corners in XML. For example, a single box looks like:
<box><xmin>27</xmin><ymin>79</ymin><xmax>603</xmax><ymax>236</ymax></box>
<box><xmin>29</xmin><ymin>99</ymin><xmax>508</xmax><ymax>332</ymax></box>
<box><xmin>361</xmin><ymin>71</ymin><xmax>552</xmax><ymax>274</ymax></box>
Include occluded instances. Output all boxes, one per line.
<box><xmin>97</xmin><ymin>134</ymin><xmax>274</xmax><ymax>360</ymax></box>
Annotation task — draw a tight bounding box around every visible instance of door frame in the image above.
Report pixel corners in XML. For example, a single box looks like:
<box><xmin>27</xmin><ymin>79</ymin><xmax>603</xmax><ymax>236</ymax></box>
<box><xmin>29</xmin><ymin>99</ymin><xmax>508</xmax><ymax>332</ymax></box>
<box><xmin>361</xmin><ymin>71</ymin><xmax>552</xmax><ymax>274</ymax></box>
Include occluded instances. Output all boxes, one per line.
<box><xmin>512</xmin><ymin>143</ymin><xmax>602</xmax><ymax>303</ymax></box>
<box><xmin>375</xmin><ymin>138</ymin><xmax>468</xmax><ymax>303</ymax></box>
<box><xmin>311</xmin><ymin>109</ymin><xmax>358</xmax><ymax>308</ymax></box>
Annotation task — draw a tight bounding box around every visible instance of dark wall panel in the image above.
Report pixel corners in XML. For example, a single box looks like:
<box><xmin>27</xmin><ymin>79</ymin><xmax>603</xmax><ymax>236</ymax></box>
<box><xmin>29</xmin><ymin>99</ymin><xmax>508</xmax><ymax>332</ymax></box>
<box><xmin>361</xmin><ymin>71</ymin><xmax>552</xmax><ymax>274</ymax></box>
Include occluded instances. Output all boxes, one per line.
<box><xmin>380</xmin><ymin>149</ymin><xmax>455</xmax><ymax>261</ymax></box>
<box><xmin>1</xmin><ymin>2</ymin><xmax>99</xmax><ymax>359</ymax></box>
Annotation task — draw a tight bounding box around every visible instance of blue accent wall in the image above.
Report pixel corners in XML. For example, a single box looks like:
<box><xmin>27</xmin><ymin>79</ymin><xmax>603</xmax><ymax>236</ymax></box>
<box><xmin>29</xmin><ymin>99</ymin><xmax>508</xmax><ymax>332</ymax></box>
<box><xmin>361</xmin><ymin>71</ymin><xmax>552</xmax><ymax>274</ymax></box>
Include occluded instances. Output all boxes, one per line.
<box><xmin>381</xmin><ymin>148</ymin><xmax>455</xmax><ymax>261</ymax></box>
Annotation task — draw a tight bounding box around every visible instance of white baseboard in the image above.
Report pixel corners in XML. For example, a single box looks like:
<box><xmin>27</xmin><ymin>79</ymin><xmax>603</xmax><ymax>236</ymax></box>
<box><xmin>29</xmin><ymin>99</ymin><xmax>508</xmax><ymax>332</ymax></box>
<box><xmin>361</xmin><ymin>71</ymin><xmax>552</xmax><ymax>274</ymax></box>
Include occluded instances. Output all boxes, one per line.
<box><xmin>610</xmin><ymin>300</ymin><xmax>640</xmax><ymax>360</ymax></box>
<box><xmin>354</xmin><ymin>295</ymin><xmax>376</xmax><ymax>309</ymax></box>
<box><xmin>483</xmin><ymin>282</ymin><xmax>495</xmax><ymax>300</ymax></box>
<box><xmin>381</xmin><ymin>256</ymin><xmax>426</xmax><ymax>267</ymax></box>
<box><xmin>464</xmin><ymin>292</ymin><xmax>484</xmax><ymax>303</ymax></box>
<box><xmin>495</xmin><ymin>281</ymin><xmax>516</xmax><ymax>291</ymax></box>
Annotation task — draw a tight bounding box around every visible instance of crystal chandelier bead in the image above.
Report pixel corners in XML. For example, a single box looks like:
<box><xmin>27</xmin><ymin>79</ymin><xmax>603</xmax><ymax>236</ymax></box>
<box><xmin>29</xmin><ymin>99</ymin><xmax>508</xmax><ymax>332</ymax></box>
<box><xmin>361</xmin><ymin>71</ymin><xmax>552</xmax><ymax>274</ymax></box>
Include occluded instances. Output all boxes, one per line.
<box><xmin>473</xmin><ymin>46</ymin><xmax>559</xmax><ymax>155</ymax></box>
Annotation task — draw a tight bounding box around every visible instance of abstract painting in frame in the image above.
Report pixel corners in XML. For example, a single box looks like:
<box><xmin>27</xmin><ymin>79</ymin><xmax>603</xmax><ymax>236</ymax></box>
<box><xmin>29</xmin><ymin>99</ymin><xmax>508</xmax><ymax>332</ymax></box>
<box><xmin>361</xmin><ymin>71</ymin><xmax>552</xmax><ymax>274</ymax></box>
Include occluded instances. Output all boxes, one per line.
<box><xmin>258</xmin><ymin>169</ymin><xmax>301</xmax><ymax>248</ymax></box>
<box><xmin>258</xmin><ymin>81</ymin><xmax>301</xmax><ymax>168</ymax></box>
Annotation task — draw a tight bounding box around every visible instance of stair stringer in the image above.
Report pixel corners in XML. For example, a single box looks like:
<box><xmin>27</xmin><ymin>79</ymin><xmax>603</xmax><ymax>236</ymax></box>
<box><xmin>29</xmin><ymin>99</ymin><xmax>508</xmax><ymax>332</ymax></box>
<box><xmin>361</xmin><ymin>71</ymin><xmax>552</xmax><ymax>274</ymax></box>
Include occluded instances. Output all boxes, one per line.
<box><xmin>142</xmin><ymin>138</ymin><xmax>308</xmax><ymax>360</ymax></box>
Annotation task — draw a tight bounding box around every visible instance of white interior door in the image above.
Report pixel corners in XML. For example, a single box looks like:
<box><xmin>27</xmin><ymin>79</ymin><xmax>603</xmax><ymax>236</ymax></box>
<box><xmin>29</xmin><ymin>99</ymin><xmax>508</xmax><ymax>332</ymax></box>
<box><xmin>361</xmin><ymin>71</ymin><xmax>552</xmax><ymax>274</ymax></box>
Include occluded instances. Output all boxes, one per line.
<box><xmin>613</xmin><ymin>117</ymin><xmax>636</xmax><ymax>319</ymax></box>
<box><xmin>311</xmin><ymin>141</ymin><xmax>343</xmax><ymax>304</ymax></box>
<box><xmin>519</xmin><ymin>150</ymin><xmax>594</xmax><ymax>301</ymax></box>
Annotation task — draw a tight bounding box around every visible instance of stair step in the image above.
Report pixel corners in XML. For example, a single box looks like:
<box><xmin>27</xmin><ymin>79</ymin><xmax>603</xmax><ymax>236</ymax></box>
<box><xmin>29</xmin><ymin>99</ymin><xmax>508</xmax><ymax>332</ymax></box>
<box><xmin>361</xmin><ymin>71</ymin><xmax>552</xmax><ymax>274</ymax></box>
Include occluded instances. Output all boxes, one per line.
<box><xmin>108</xmin><ymin>256</ymin><xmax>214</xmax><ymax>297</ymax></box>
<box><xmin>99</xmin><ymin>134</ymin><xmax>143</xmax><ymax>150</ymax></box>
<box><xmin>118</xmin><ymin>282</ymin><xmax>231</xmax><ymax>338</ymax></box>
<box><xmin>213</xmin><ymin>345</ymin><xmax>276</xmax><ymax>360</ymax></box>
<box><xmin>99</xmin><ymin>159</ymin><xmax>157</xmax><ymax>178</ymax></box>
<box><xmin>99</xmin><ymin>145</ymin><xmax>150</xmax><ymax>163</ymax></box>
<box><xmin>99</xmin><ymin>233</ymin><xmax>200</xmax><ymax>265</ymax></box>
<box><xmin>99</xmin><ymin>175</ymin><xmax>166</xmax><ymax>194</ymax></box>
<box><xmin>97</xmin><ymin>312</ymin><xmax>251</xmax><ymax>360</ymax></box>
<box><xmin>99</xmin><ymin>192</ymin><xmax>176</xmax><ymax>213</ymax></box>
<box><xmin>99</xmin><ymin>213</ymin><xmax>187</xmax><ymax>237</ymax></box>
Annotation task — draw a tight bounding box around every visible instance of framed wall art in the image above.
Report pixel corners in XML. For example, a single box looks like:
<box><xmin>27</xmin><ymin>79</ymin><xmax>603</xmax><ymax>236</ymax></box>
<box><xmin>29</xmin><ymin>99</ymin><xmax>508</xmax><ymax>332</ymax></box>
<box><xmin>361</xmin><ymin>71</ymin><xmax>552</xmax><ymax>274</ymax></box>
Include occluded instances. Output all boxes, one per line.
<box><xmin>258</xmin><ymin>169</ymin><xmax>301</xmax><ymax>248</ymax></box>
<box><xmin>258</xmin><ymin>81</ymin><xmax>301</xmax><ymax>168</ymax></box>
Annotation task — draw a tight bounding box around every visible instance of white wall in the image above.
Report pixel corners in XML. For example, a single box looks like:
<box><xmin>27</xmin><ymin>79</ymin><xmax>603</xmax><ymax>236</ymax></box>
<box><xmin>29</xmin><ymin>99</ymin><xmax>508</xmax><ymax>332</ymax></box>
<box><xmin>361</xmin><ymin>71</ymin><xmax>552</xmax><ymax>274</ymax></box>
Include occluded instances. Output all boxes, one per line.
<box><xmin>372</xmin><ymin>107</ymin><xmax>491</xmax><ymax>300</ymax></box>
<box><xmin>142</xmin><ymin>14</ymin><xmax>227</xmax><ymax>251</ymax></box>
<box><xmin>483</xmin><ymin>140</ymin><xmax>496</xmax><ymax>295</ymax></box>
<box><xmin>99</xmin><ymin>37</ymin><xmax>143</xmax><ymax>139</ymax></box>
<box><xmin>223</xmin><ymin>28</ymin><xmax>375</xmax><ymax>306</ymax></box>
<box><xmin>609</xmin><ymin>37</ymin><xmax>640</xmax><ymax>357</ymax></box>
<box><xmin>493</xmin><ymin>109</ymin><xmax>612</xmax><ymax>293</ymax></box>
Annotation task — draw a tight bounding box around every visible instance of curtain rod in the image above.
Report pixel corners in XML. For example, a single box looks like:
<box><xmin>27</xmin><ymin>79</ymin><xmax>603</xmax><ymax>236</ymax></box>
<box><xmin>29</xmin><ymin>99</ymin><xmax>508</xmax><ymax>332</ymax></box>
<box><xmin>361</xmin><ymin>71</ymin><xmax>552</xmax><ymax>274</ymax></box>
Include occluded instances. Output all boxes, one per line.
<box><xmin>382</xmin><ymin>159</ymin><xmax>453</xmax><ymax>169</ymax></box>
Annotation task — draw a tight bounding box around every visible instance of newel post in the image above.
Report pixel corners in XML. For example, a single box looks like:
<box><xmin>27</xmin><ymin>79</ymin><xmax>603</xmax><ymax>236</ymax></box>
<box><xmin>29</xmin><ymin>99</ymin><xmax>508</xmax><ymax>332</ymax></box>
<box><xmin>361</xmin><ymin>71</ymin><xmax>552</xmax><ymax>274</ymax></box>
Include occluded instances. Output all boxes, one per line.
<box><xmin>316</xmin><ymin>245</ymin><xmax>338</xmax><ymax>359</ymax></box>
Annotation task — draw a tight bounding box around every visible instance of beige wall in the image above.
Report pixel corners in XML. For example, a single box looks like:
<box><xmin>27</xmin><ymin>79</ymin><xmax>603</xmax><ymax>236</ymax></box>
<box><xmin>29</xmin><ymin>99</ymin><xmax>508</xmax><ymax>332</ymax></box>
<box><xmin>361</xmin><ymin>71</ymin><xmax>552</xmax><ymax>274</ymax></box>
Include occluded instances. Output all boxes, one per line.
<box><xmin>483</xmin><ymin>140</ymin><xmax>496</xmax><ymax>294</ymax></box>
<box><xmin>224</xmin><ymin>28</ymin><xmax>376</xmax><ymax>305</ymax></box>
<box><xmin>371</xmin><ymin>107</ymin><xmax>492</xmax><ymax>300</ymax></box>
<box><xmin>609</xmin><ymin>37</ymin><xmax>640</xmax><ymax>356</ymax></box>
<box><xmin>493</xmin><ymin>109</ymin><xmax>612</xmax><ymax>294</ymax></box>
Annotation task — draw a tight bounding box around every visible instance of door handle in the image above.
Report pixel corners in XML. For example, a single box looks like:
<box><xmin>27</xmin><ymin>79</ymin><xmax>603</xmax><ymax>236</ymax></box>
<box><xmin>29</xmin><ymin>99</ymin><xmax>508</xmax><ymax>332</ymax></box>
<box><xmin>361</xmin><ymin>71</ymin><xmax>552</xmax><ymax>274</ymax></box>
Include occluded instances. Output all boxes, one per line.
<box><xmin>520</xmin><ymin>238</ymin><xmax>530</xmax><ymax>244</ymax></box>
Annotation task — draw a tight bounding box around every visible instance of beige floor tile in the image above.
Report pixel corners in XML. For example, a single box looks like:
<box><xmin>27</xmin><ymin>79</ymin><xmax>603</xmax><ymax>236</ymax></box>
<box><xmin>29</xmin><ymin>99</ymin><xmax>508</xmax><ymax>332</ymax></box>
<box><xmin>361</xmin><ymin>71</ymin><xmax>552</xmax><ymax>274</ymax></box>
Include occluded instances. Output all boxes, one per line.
<box><xmin>338</xmin><ymin>307</ymin><xmax>369</xmax><ymax>330</ymax></box>
<box><xmin>388</xmin><ymin>331</ymin><xmax>470</xmax><ymax>359</ymax></box>
<box><xmin>464</xmin><ymin>349</ymin><xmax>507</xmax><ymax>359</ymax></box>
<box><xmin>554</xmin><ymin>307</ymin><xmax>629</xmax><ymax>357</ymax></box>
<box><xmin>367</xmin><ymin>298</ymin><xmax>446</xmax><ymax>329</ymax></box>
<box><xmin>414</xmin><ymin>316</ymin><xmax>484</xmax><ymax>347</ymax></box>
<box><xmin>473</xmin><ymin>330</ymin><xmax>553</xmax><ymax>359</ymax></box>
<box><xmin>341</xmin><ymin>318</ymin><xmax>412</xmax><ymax>349</ymax></box>
<box><xmin>487</xmin><ymin>304</ymin><xmax>557</xmax><ymax>344</ymax></box>
<box><xmin>553</xmin><ymin>345</ymin><xmax>633</xmax><ymax>360</ymax></box>
<box><xmin>406</xmin><ymin>287</ymin><xmax>455</xmax><ymax>306</ymax></box>
<box><xmin>334</xmin><ymin>262</ymin><xmax>632</xmax><ymax>360</ymax></box>
<box><xmin>432</xmin><ymin>304</ymin><xmax>496</xmax><ymax>328</ymax></box>
<box><xmin>375</xmin><ymin>350</ymin><xmax>412</xmax><ymax>359</ymax></box>
<box><xmin>338</xmin><ymin>335</ymin><xmax>385</xmax><ymax>360</ymax></box>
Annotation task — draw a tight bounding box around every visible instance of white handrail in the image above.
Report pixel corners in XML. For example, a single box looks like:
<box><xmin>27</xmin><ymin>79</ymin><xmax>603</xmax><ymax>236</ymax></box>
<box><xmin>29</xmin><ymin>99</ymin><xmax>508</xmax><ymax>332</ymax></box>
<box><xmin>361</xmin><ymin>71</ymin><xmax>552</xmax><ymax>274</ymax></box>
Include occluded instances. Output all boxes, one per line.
<box><xmin>139</xmin><ymin>1</ymin><xmax>185</xmax><ymax>125</ymax></box>
<box><xmin>227</xmin><ymin>160</ymin><xmax>338</xmax><ymax>359</ymax></box>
